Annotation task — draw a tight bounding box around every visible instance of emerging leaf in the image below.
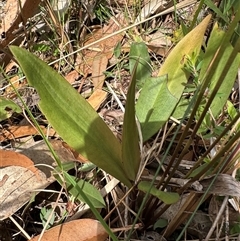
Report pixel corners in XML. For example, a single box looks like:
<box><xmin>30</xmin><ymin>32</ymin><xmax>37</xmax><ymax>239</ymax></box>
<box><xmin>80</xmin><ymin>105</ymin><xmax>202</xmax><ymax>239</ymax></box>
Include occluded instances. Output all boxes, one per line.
<box><xmin>129</xmin><ymin>42</ymin><xmax>151</xmax><ymax>88</ymax></box>
<box><xmin>122</xmin><ymin>63</ymin><xmax>140</xmax><ymax>181</ymax></box>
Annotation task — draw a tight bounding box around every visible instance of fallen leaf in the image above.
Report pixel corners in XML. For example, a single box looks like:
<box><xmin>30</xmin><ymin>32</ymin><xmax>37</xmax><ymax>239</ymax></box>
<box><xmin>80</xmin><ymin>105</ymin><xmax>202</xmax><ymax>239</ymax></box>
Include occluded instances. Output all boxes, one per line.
<box><xmin>29</xmin><ymin>219</ymin><xmax>108</xmax><ymax>241</ymax></box>
<box><xmin>0</xmin><ymin>0</ymin><xmax>41</xmax><ymax>49</ymax></box>
<box><xmin>0</xmin><ymin>149</ymin><xmax>42</xmax><ymax>179</ymax></box>
<box><xmin>0</xmin><ymin>125</ymin><xmax>56</xmax><ymax>142</ymax></box>
<box><xmin>76</xmin><ymin>13</ymin><xmax>126</xmax><ymax>89</ymax></box>
<box><xmin>0</xmin><ymin>165</ymin><xmax>48</xmax><ymax>221</ymax></box>
<box><xmin>65</xmin><ymin>70</ymin><xmax>80</xmax><ymax>84</ymax></box>
<box><xmin>91</xmin><ymin>54</ymin><xmax>108</xmax><ymax>89</ymax></box>
<box><xmin>145</xmin><ymin>31</ymin><xmax>172</xmax><ymax>56</ymax></box>
<box><xmin>51</xmin><ymin>139</ymin><xmax>89</xmax><ymax>163</ymax></box>
<box><xmin>199</xmin><ymin>174</ymin><xmax>240</xmax><ymax>197</ymax></box>
<box><xmin>0</xmin><ymin>138</ymin><xmax>87</xmax><ymax>220</ymax></box>
<box><xmin>87</xmin><ymin>89</ymin><xmax>108</xmax><ymax>110</ymax></box>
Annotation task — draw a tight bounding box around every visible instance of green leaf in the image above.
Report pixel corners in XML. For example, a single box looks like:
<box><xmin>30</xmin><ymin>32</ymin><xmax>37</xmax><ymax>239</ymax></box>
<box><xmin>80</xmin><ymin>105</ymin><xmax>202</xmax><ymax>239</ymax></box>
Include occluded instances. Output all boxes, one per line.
<box><xmin>129</xmin><ymin>42</ymin><xmax>151</xmax><ymax>88</ymax></box>
<box><xmin>55</xmin><ymin>161</ymin><xmax>75</xmax><ymax>172</ymax></box>
<box><xmin>153</xmin><ymin>219</ymin><xmax>168</xmax><ymax>229</ymax></box>
<box><xmin>188</xmin><ymin>162</ymin><xmax>210</xmax><ymax>178</ymax></box>
<box><xmin>158</xmin><ymin>15</ymin><xmax>211</xmax><ymax>99</ymax></box>
<box><xmin>136</xmin><ymin>15</ymin><xmax>211</xmax><ymax>141</ymax></box>
<box><xmin>114</xmin><ymin>42</ymin><xmax>121</xmax><ymax>58</ymax></box>
<box><xmin>78</xmin><ymin>162</ymin><xmax>96</xmax><ymax>172</ymax></box>
<box><xmin>198</xmin><ymin>24</ymin><xmax>240</xmax><ymax>118</ymax></box>
<box><xmin>61</xmin><ymin>174</ymin><xmax>105</xmax><ymax>208</ymax></box>
<box><xmin>122</xmin><ymin>64</ymin><xmax>140</xmax><ymax>181</ymax></box>
<box><xmin>227</xmin><ymin>101</ymin><xmax>239</xmax><ymax>121</ymax></box>
<box><xmin>138</xmin><ymin>181</ymin><xmax>179</xmax><ymax>205</ymax></box>
<box><xmin>136</xmin><ymin>76</ymin><xmax>177</xmax><ymax>142</ymax></box>
<box><xmin>0</xmin><ymin>96</ymin><xmax>22</xmax><ymax>121</ymax></box>
<box><xmin>40</xmin><ymin>207</ymin><xmax>55</xmax><ymax>229</ymax></box>
<box><xmin>172</xmin><ymin>97</ymin><xmax>192</xmax><ymax>120</ymax></box>
<box><xmin>10</xmin><ymin>46</ymin><xmax>132</xmax><ymax>187</ymax></box>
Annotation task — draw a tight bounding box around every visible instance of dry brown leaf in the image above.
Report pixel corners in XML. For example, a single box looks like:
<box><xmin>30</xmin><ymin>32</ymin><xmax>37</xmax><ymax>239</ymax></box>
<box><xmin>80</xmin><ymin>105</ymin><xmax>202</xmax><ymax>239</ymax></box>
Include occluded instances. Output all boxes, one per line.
<box><xmin>29</xmin><ymin>219</ymin><xmax>108</xmax><ymax>241</ymax></box>
<box><xmin>145</xmin><ymin>31</ymin><xmax>172</xmax><ymax>56</ymax></box>
<box><xmin>0</xmin><ymin>138</ymin><xmax>88</xmax><ymax>220</ymax></box>
<box><xmin>76</xmin><ymin>13</ymin><xmax>126</xmax><ymax>88</ymax></box>
<box><xmin>209</xmin><ymin>195</ymin><xmax>240</xmax><ymax>224</ymax></box>
<box><xmin>91</xmin><ymin>54</ymin><xmax>108</xmax><ymax>89</ymax></box>
<box><xmin>0</xmin><ymin>165</ymin><xmax>48</xmax><ymax>220</ymax></box>
<box><xmin>0</xmin><ymin>125</ymin><xmax>56</xmax><ymax>142</ymax></box>
<box><xmin>51</xmin><ymin>139</ymin><xmax>89</xmax><ymax>163</ymax></box>
<box><xmin>0</xmin><ymin>0</ymin><xmax>41</xmax><ymax>48</ymax></box>
<box><xmin>199</xmin><ymin>174</ymin><xmax>240</xmax><ymax>197</ymax></box>
<box><xmin>1</xmin><ymin>0</ymin><xmax>23</xmax><ymax>36</ymax></box>
<box><xmin>0</xmin><ymin>140</ymin><xmax>90</xmax><ymax>221</ymax></box>
<box><xmin>87</xmin><ymin>89</ymin><xmax>108</xmax><ymax>110</ymax></box>
<box><xmin>0</xmin><ymin>149</ymin><xmax>42</xmax><ymax>179</ymax></box>
<box><xmin>0</xmin><ymin>0</ymin><xmax>41</xmax><ymax>67</ymax></box>
<box><xmin>0</xmin><ymin>149</ymin><xmax>52</xmax><ymax>220</ymax></box>
<box><xmin>65</xmin><ymin>70</ymin><xmax>80</xmax><ymax>84</ymax></box>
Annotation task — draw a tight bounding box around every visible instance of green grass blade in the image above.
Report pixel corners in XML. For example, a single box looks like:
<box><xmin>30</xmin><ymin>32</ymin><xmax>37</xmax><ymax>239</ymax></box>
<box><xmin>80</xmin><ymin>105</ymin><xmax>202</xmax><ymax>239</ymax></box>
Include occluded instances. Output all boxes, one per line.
<box><xmin>10</xmin><ymin>46</ymin><xmax>132</xmax><ymax>187</ymax></box>
<box><xmin>204</xmin><ymin>0</ymin><xmax>229</xmax><ymax>23</ymax></box>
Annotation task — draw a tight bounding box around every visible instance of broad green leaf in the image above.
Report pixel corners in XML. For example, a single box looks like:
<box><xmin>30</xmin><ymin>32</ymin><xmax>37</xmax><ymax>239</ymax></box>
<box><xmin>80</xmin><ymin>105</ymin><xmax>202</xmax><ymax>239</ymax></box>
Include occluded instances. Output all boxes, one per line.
<box><xmin>10</xmin><ymin>46</ymin><xmax>132</xmax><ymax>187</ymax></box>
<box><xmin>136</xmin><ymin>76</ymin><xmax>177</xmax><ymax>142</ymax></box>
<box><xmin>158</xmin><ymin>14</ymin><xmax>211</xmax><ymax>98</ymax></box>
<box><xmin>0</xmin><ymin>96</ymin><xmax>22</xmax><ymax>121</ymax></box>
<box><xmin>153</xmin><ymin>219</ymin><xmax>168</xmax><ymax>229</ymax></box>
<box><xmin>129</xmin><ymin>42</ymin><xmax>151</xmax><ymax>88</ymax></box>
<box><xmin>198</xmin><ymin>24</ymin><xmax>240</xmax><ymax>118</ymax></box>
<box><xmin>172</xmin><ymin>98</ymin><xmax>192</xmax><ymax>120</ymax></box>
<box><xmin>136</xmin><ymin>15</ymin><xmax>211</xmax><ymax>141</ymax></box>
<box><xmin>138</xmin><ymin>181</ymin><xmax>179</xmax><ymax>205</ymax></box>
<box><xmin>63</xmin><ymin>174</ymin><xmax>105</xmax><ymax>208</ymax></box>
<box><xmin>122</xmin><ymin>64</ymin><xmax>140</xmax><ymax>181</ymax></box>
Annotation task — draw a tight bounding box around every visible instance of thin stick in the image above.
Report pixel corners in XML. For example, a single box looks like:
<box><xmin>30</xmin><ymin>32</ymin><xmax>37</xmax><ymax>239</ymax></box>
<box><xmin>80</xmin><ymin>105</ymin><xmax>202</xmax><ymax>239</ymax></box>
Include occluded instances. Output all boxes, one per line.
<box><xmin>9</xmin><ymin>215</ymin><xmax>31</xmax><ymax>240</ymax></box>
